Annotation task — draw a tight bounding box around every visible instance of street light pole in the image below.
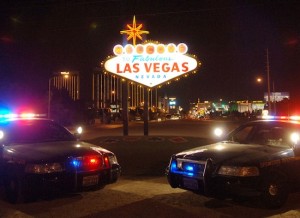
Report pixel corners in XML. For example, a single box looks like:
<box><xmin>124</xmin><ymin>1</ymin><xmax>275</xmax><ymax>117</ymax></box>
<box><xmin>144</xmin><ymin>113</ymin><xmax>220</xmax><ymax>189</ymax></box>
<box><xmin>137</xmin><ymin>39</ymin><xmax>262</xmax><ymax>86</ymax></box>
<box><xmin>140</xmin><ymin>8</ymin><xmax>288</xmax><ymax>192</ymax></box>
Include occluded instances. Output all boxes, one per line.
<box><xmin>48</xmin><ymin>72</ymin><xmax>72</xmax><ymax>119</ymax></box>
<box><xmin>273</xmin><ymin>81</ymin><xmax>276</xmax><ymax>115</ymax></box>
<box><xmin>266</xmin><ymin>48</ymin><xmax>272</xmax><ymax>115</ymax></box>
<box><xmin>48</xmin><ymin>77</ymin><xmax>53</xmax><ymax>119</ymax></box>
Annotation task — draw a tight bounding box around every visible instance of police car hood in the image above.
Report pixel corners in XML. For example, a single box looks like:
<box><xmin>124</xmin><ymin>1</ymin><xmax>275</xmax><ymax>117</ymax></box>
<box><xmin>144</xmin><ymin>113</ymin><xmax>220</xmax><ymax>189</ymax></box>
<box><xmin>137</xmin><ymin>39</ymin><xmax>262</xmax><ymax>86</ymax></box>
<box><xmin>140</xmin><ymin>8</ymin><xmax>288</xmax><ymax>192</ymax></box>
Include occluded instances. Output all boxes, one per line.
<box><xmin>175</xmin><ymin>141</ymin><xmax>292</xmax><ymax>165</ymax></box>
<box><xmin>3</xmin><ymin>141</ymin><xmax>112</xmax><ymax>163</ymax></box>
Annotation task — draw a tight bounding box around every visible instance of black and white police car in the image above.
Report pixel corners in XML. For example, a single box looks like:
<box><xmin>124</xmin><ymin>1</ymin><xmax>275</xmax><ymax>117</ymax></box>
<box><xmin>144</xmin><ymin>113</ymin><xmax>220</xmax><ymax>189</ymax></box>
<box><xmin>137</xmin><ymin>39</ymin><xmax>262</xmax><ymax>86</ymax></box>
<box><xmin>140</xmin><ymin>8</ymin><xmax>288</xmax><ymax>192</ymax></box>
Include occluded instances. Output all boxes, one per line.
<box><xmin>166</xmin><ymin>116</ymin><xmax>300</xmax><ymax>208</ymax></box>
<box><xmin>0</xmin><ymin>113</ymin><xmax>121</xmax><ymax>203</ymax></box>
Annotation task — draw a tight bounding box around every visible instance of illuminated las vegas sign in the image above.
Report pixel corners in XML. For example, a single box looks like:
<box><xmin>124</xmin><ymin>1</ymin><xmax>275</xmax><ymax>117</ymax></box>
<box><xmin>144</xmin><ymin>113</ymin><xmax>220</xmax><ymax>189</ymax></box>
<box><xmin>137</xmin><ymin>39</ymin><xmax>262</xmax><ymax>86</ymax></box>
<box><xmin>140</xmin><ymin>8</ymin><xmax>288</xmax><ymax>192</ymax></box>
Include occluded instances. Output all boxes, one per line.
<box><xmin>103</xmin><ymin>16</ymin><xmax>200</xmax><ymax>88</ymax></box>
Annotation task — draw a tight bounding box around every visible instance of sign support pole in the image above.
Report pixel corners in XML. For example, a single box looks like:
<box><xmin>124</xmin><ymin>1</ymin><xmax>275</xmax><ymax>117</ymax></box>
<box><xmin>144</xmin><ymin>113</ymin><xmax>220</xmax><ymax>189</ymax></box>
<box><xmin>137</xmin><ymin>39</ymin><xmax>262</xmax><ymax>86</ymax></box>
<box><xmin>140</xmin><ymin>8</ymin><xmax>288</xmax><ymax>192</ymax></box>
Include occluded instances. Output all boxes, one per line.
<box><xmin>144</xmin><ymin>88</ymin><xmax>149</xmax><ymax>136</ymax></box>
<box><xmin>122</xmin><ymin>81</ymin><xmax>129</xmax><ymax>136</ymax></box>
<box><xmin>103</xmin><ymin>16</ymin><xmax>200</xmax><ymax>137</ymax></box>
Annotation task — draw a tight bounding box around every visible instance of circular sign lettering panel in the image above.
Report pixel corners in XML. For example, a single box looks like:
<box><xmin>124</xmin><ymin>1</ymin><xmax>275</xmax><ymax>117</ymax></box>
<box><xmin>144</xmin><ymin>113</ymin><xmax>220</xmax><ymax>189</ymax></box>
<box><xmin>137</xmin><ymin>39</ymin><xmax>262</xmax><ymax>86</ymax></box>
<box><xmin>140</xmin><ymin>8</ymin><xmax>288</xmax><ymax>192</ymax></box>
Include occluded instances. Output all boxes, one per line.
<box><xmin>104</xmin><ymin>43</ymin><xmax>199</xmax><ymax>88</ymax></box>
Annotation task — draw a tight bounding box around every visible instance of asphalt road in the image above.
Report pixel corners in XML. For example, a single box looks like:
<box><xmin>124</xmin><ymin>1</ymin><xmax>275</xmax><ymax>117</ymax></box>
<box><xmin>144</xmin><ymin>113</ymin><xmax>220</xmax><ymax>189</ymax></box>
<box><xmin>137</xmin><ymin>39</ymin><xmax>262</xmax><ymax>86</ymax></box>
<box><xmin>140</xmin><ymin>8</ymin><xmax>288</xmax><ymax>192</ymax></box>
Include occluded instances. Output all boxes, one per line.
<box><xmin>1</xmin><ymin>119</ymin><xmax>300</xmax><ymax>218</ymax></box>
<box><xmin>79</xmin><ymin>118</ymin><xmax>240</xmax><ymax>139</ymax></box>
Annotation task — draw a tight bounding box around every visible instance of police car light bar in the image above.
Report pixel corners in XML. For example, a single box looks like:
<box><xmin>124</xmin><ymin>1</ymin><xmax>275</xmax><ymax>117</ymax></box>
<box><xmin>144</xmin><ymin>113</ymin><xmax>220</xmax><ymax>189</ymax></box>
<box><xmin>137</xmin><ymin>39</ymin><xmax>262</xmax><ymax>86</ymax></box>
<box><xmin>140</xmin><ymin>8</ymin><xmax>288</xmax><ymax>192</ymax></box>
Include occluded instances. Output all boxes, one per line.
<box><xmin>261</xmin><ymin>115</ymin><xmax>300</xmax><ymax>121</ymax></box>
<box><xmin>0</xmin><ymin>113</ymin><xmax>47</xmax><ymax>119</ymax></box>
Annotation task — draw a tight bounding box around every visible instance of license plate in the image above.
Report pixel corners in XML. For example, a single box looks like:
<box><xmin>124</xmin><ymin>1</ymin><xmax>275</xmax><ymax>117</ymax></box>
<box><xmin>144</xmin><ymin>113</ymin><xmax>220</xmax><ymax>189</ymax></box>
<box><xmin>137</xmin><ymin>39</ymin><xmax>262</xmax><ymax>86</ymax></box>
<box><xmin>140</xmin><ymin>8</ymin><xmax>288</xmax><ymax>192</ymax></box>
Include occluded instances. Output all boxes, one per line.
<box><xmin>183</xmin><ymin>177</ymin><xmax>198</xmax><ymax>190</ymax></box>
<box><xmin>82</xmin><ymin>175</ymin><xmax>99</xmax><ymax>186</ymax></box>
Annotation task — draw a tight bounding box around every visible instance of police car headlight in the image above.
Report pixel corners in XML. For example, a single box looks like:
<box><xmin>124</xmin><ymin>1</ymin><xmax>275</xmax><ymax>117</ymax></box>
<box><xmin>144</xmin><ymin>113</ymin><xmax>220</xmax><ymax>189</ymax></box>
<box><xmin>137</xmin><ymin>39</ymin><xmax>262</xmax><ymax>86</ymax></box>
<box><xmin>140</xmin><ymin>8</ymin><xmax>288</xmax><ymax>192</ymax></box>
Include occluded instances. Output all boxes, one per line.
<box><xmin>25</xmin><ymin>163</ymin><xmax>64</xmax><ymax>174</ymax></box>
<box><xmin>218</xmin><ymin>166</ymin><xmax>259</xmax><ymax>177</ymax></box>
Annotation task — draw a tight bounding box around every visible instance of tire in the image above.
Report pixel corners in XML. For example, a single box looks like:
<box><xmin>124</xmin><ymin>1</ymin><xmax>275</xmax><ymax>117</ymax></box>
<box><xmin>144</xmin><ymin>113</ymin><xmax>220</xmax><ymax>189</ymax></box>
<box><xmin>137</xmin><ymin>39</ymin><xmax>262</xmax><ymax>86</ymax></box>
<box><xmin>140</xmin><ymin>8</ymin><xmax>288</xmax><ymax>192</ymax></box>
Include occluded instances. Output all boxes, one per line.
<box><xmin>4</xmin><ymin>177</ymin><xmax>24</xmax><ymax>204</ymax></box>
<box><xmin>232</xmin><ymin>196</ymin><xmax>248</xmax><ymax>203</ymax></box>
<box><xmin>4</xmin><ymin>176</ymin><xmax>36</xmax><ymax>204</ymax></box>
<box><xmin>260</xmin><ymin>171</ymin><xmax>289</xmax><ymax>209</ymax></box>
<box><xmin>167</xmin><ymin>173</ymin><xmax>178</xmax><ymax>188</ymax></box>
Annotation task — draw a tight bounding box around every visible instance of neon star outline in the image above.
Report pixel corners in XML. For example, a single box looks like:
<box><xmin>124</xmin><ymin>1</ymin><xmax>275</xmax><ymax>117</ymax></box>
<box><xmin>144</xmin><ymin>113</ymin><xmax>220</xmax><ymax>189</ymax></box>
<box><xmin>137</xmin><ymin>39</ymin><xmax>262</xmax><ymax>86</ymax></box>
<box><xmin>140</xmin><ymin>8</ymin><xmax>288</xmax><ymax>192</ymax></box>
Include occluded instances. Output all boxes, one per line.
<box><xmin>120</xmin><ymin>16</ymin><xmax>149</xmax><ymax>46</ymax></box>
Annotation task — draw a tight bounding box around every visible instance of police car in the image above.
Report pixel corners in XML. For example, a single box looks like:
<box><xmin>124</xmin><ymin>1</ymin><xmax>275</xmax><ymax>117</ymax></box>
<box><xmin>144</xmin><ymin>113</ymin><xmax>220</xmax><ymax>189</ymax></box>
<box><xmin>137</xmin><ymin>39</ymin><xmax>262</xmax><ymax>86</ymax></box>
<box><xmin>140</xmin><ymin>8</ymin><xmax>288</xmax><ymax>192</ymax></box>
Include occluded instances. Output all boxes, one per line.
<box><xmin>166</xmin><ymin>117</ymin><xmax>300</xmax><ymax>208</ymax></box>
<box><xmin>0</xmin><ymin>113</ymin><xmax>121</xmax><ymax>203</ymax></box>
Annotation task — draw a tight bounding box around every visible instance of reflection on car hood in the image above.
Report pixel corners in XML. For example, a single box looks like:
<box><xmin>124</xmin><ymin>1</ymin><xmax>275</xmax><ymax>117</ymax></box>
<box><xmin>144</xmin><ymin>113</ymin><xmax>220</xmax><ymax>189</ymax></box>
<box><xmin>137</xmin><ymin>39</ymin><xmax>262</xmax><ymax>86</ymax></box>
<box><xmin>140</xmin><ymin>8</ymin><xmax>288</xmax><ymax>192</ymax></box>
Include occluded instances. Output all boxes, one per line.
<box><xmin>3</xmin><ymin>141</ymin><xmax>111</xmax><ymax>163</ymax></box>
<box><xmin>175</xmin><ymin>142</ymin><xmax>293</xmax><ymax>165</ymax></box>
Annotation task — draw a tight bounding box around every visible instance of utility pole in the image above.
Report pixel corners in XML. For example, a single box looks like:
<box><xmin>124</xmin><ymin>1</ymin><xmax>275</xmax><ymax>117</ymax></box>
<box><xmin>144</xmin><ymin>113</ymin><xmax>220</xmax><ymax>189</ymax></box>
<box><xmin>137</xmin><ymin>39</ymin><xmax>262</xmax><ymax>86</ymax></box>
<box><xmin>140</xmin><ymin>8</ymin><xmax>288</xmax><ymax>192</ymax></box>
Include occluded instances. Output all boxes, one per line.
<box><xmin>266</xmin><ymin>48</ymin><xmax>272</xmax><ymax>115</ymax></box>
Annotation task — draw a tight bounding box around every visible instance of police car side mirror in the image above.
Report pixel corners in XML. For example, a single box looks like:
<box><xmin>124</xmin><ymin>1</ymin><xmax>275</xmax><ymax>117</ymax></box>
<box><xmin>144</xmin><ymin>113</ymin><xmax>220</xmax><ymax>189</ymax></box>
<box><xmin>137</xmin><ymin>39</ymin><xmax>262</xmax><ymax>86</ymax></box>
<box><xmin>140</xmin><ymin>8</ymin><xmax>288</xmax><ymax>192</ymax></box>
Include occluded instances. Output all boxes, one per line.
<box><xmin>293</xmin><ymin>144</ymin><xmax>300</xmax><ymax>156</ymax></box>
<box><xmin>0</xmin><ymin>130</ymin><xmax>4</xmax><ymax>144</ymax></box>
<box><xmin>74</xmin><ymin>126</ymin><xmax>83</xmax><ymax>140</ymax></box>
<box><xmin>0</xmin><ymin>131</ymin><xmax>5</xmax><ymax>152</ymax></box>
<box><xmin>291</xmin><ymin>132</ymin><xmax>300</xmax><ymax>155</ymax></box>
<box><xmin>213</xmin><ymin>127</ymin><xmax>228</xmax><ymax>141</ymax></box>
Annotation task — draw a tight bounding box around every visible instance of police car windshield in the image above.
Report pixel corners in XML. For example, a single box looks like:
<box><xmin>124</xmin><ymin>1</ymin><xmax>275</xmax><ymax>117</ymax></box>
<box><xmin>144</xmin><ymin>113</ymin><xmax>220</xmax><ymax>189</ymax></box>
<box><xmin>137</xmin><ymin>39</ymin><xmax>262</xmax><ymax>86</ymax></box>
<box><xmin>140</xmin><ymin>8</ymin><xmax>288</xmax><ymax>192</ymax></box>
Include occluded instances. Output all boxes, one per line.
<box><xmin>227</xmin><ymin>121</ymin><xmax>295</xmax><ymax>148</ymax></box>
<box><xmin>1</xmin><ymin>120</ymin><xmax>76</xmax><ymax>144</ymax></box>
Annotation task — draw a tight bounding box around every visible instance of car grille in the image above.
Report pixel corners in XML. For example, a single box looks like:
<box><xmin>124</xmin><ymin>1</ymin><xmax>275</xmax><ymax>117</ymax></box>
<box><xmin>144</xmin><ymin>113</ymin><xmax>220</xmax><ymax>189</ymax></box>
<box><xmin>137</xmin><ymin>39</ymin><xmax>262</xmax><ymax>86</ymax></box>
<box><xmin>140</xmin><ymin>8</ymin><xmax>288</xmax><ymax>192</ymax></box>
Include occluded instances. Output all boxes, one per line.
<box><xmin>170</xmin><ymin>158</ymin><xmax>207</xmax><ymax>179</ymax></box>
<box><xmin>67</xmin><ymin>155</ymin><xmax>103</xmax><ymax>173</ymax></box>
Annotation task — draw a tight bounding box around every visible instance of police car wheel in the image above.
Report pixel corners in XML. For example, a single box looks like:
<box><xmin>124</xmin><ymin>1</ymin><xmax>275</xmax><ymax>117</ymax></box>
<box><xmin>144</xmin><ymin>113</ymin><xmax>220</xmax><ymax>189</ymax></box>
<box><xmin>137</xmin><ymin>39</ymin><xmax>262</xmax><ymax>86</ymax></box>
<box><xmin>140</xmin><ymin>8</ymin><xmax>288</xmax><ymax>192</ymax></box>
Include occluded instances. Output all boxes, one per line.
<box><xmin>4</xmin><ymin>177</ymin><xmax>24</xmax><ymax>204</ymax></box>
<box><xmin>168</xmin><ymin>174</ymin><xmax>179</xmax><ymax>188</ymax></box>
<box><xmin>260</xmin><ymin>171</ymin><xmax>289</xmax><ymax>209</ymax></box>
<box><xmin>232</xmin><ymin>196</ymin><xmax>248</xmax><ymax>203</ymax></box>
<box><xmin>4</xmin><ymin>176</ymin><xmax>36</xmax><ymax>203</ymax></box>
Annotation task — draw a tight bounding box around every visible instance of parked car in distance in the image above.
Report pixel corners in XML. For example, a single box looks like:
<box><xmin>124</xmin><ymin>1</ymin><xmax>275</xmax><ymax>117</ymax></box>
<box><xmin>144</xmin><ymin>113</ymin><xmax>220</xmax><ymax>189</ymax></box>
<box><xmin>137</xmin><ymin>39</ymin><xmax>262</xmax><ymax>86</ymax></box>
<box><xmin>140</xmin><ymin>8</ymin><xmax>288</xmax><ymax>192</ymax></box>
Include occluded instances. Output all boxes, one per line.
<box><xmin>0</xmin><ymin>113</ymin><xmax>121</xmax><ymax>203</ymax></box>
<box><xmin>166</xmin><ymin>118</ymin><xmax>300</xmax><ymax>208</ymax></box>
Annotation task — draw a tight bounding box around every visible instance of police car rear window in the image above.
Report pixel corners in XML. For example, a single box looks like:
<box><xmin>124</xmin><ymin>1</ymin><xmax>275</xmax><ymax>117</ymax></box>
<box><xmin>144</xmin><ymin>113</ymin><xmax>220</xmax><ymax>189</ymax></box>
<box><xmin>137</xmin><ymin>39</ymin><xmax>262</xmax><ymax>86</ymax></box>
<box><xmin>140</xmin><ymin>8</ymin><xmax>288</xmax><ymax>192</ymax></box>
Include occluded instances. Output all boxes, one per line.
<box><xmin>1</xmin><ymin>121</ymin><xmax>75</xmax><ymax>144</ymax></box>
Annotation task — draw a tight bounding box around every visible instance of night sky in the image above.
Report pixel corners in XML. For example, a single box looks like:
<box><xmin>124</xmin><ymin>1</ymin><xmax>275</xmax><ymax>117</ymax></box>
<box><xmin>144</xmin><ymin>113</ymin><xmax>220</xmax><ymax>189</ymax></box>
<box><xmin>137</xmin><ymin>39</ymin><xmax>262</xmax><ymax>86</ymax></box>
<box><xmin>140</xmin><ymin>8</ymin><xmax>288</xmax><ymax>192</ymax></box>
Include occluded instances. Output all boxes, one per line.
<box><xmin>1</xmin><ymin>0</ymin><xmax>300</xmax><ymax>110</ymax></box>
